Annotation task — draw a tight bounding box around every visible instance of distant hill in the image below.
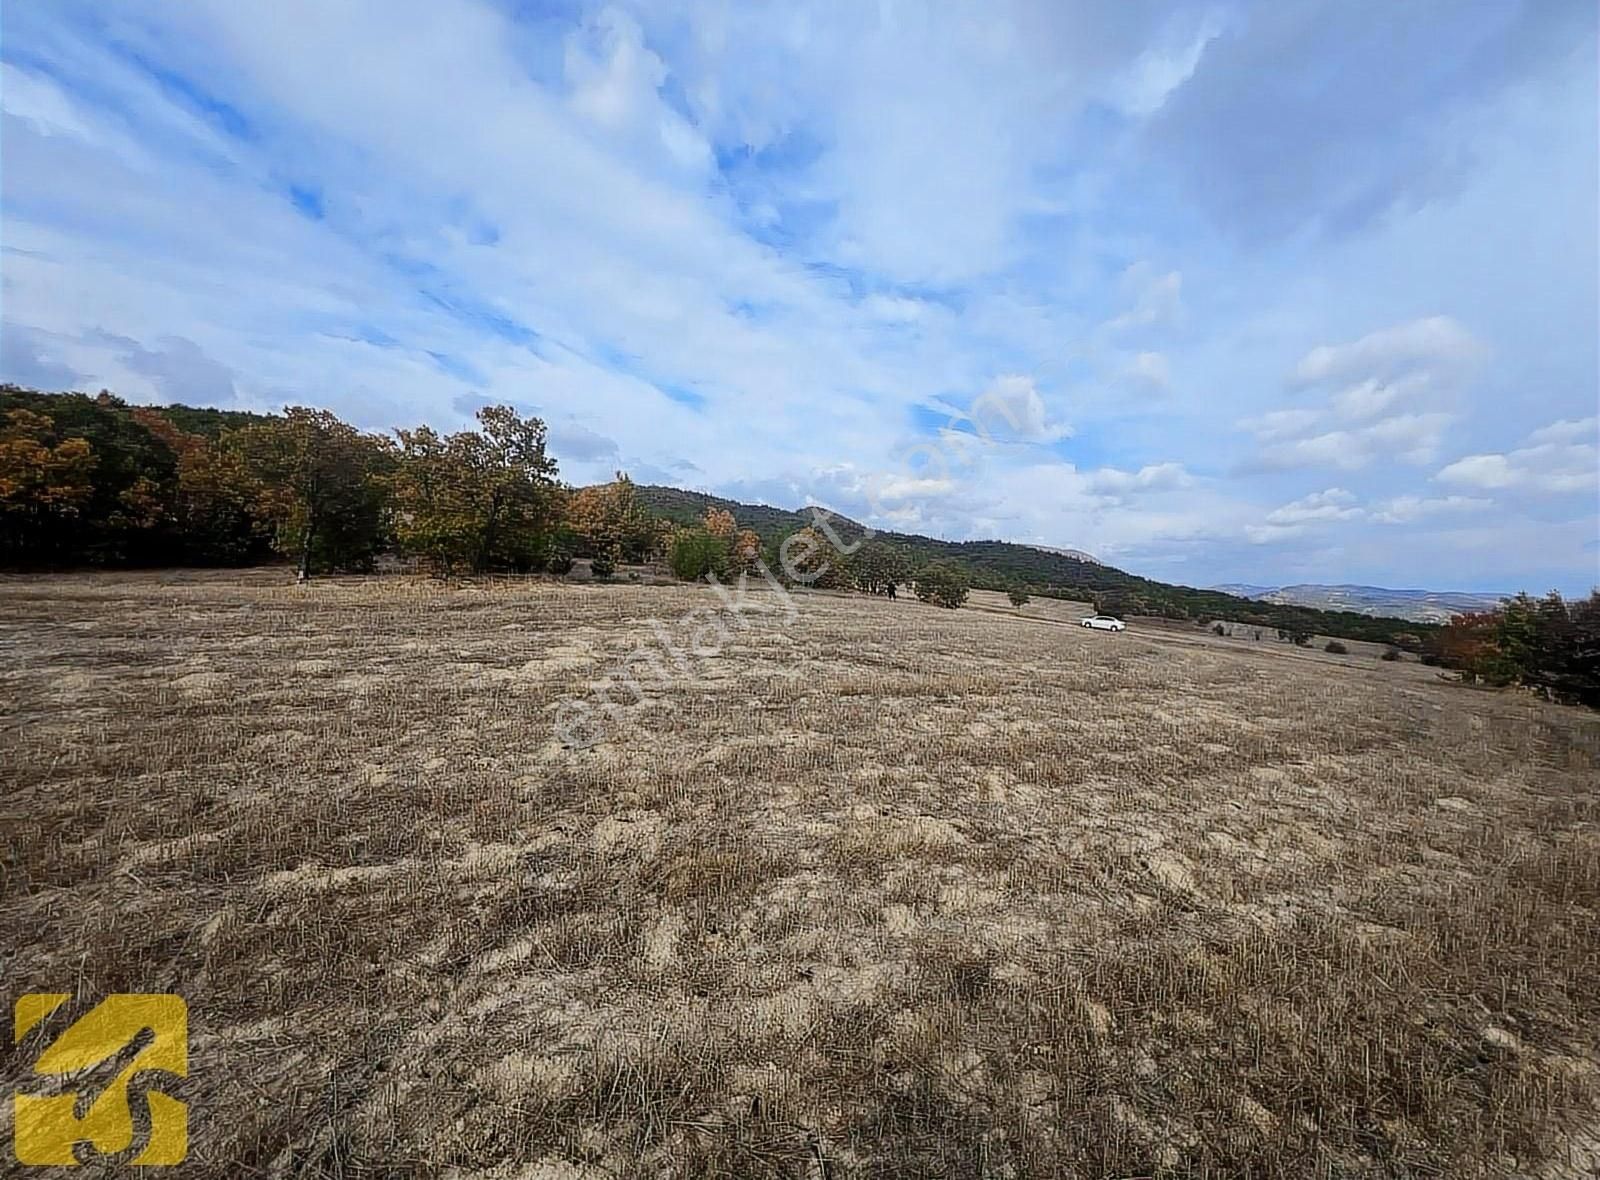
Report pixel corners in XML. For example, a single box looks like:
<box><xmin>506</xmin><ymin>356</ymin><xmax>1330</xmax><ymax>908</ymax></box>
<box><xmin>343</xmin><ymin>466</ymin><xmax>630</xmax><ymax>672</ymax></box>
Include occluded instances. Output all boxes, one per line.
<box><xmin>630</xmin><ymin>484</ymin><xmax>1437</xmax><ymax>644</ymax></box>
<box><xmin>1210</xmin><ymin>583</ymin><xmax>1506</xmax><ymax>623</ymax></box>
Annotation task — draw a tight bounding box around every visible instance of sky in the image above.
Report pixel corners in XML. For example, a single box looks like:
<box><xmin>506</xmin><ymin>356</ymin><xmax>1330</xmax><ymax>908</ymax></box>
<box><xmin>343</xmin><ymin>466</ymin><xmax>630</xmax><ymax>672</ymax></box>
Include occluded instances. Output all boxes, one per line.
<box><xmin>1</xmin><ymin>0</ymin><xmax>1596</xmax><ymax>594</ymax></box>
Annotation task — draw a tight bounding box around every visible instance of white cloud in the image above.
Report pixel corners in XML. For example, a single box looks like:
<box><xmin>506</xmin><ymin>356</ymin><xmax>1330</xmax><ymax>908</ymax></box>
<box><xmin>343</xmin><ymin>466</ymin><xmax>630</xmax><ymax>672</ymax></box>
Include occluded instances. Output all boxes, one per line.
<box><xmin>1109</xmin><ymin>11</ymin><xmax>1225</xmax><ymax>117</ymax></box>
<box><xmin>965</xmin><ymin>375</ymin><xmax>1071</xmax><ymax>444</ymax></box>
<box><xmin>1369</xmin><ymin>494</ymin><xmax>1491</xmax><ymax>524</ymax></box>
<box><xmin>1523</xmin><ymin>416</ymin><xmax>1597</xmax><ymax>447</ymax></box>
<box><xmin>563</xmin><ymin>7</ymin><xmax>711</xmax><ymax>176</ymax></box>
<box><xmin>1106</xmin><ymin>263</ymin><xmax>1183</xmax><ymax>332</ymax></box>
<box><xmin>1291</xmin><ymin>315</ymin><xmax>1483</xmax><ymax>390</ymax></box>
<box><xmin>1081</xmin><ymin>462</ymin><xmax>1193</xmax><ymax>498</ymax></box>
<box><xmin>1254</xmin><ymin>412</ymin><xmax>1453</xmax><ymax>471</ymax></box>
<box><xmin>1125</xmin><ymin>350</ymin><xmax>1170</xmax><ymax>391</ymax></box>
<box><xmin>1245</xmin><ymin>316</ymin><xmax>1483</xmax><ymax>472</ymax></box>
<box><xmin>1436</xmin><ymin>438</ymin><xmax>1598</xmax><ymax>495</ymax></box>
<box><xmin>1265</xmin><ymin>487</ymin><xmax>1362</xmax><ymax>525</ymax></box>
<box><xmin>1239</xmin><ymin>408</ymin><xmax>1321</xmax><ymax>442</ymax></box>
<box><xmin>1244</xmin><ymin>487</ymin><xmax>1362</xmax><ymax>545</ymax></box>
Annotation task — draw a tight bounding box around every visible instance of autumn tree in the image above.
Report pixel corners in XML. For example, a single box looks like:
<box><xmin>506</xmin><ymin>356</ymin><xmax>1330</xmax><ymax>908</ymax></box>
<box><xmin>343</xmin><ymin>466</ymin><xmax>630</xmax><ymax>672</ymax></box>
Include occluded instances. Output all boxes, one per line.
<box><xmin>453</xmin><ymin>405</ymin><xmax>560</xmax><ymax>572</ymax></box>
<box><xmin>1435</xmin><ymin>610</ymin><xmax>1513</xmax><ymax>684</ymax></box>
<box><xmin>729</xmin><ymin>527</ymin><xmax>763</xmax><ymax>574</ymax></box>
<box><xmin>566</xmin><ymin>472</ymin><xmax>661</xmax><ymax>564</ymax></box>
<box><xmin>390</xmin><ymin>425</ymin><xmax>474</xmax><ymax>577</ymax></box>
<box><xmin>229</xmin><ymin>407</ymin><xmax>392</xmax><ymax>581</ymax></box>
<box><xmin>389</xmin><ymin>407</ymin><xmax>563</xmax><ymax>576</ymax></box>
<box><xmin>0</xmin><ymin>409</ymin><xmax>96</xmax><ymax>563</ymax></box>
<box><xmin>694</xmin><ymin>508</ymin><xmax>761</xmax><ymax>575</ymax></box>
<box><xmin>131</xmin><ymin>408</ymin><xmax>263</xmax><ymax>565</ymax></box>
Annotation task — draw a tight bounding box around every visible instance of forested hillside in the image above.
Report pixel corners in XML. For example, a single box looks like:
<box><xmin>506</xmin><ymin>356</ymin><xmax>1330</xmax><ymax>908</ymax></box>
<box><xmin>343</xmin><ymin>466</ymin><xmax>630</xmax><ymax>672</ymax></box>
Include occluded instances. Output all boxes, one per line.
<box><xmin>632</xmin><ymin>484</ymin><xmax>1439</xmax><ymax>645</ymax></box>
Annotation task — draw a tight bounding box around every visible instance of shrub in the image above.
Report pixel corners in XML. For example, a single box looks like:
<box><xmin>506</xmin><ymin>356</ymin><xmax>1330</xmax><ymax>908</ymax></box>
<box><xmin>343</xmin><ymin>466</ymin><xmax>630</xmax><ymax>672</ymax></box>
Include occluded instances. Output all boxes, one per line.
<box><xmin>914</xmin><ymin>561</ymin><xmax>970</xmax><ymax>609</ymax></box>
<box><xmin>669</xmin><ymin>529</ymin><xmax>729</xmax><ymax>582</ymax></box>
<box><xmin>1381</xmin><ymin>647</ymin><xmax>1402</xmax><ymax>662</ymax></box>
<box><xmin>1008</xmin><ymin>587</ymin><xmax>1030</xmax><ymax>607</ymax></box>
<box><xmin>1324</xmin><ymin>640</ymin><xmax>1348</xmax><ymax>654</ymax></box>
<box><xmin>589</xmin><ymin>550</ymin><xmax>616</xmax><ymax>580</ymax></box>
<box><xmin>547</xmin><ymin>550</ymin><xmax>574</xmax><ymax>576</ymax></box>
<box><xmin>1213</xmin><ymin>623</ymin><xmax>1227</xmax><ymax>637</ymax></box>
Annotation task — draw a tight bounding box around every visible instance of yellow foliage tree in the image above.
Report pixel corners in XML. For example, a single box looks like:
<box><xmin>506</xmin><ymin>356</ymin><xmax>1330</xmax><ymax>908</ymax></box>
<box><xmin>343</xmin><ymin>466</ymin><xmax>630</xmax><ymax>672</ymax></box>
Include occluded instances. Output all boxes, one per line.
<box><xmin>0</xmin><ymin>409</ymin><xmax>96</xmax><ymax>561</ymax></box>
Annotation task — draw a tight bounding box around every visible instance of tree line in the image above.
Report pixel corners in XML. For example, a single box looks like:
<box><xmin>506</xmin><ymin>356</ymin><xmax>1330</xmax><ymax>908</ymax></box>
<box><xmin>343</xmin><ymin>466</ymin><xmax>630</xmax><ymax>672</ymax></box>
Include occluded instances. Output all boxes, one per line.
<box><xmin>0</xmin><ymin>386</ymin><xmax>970</xmax><ymax>605</ymax></box>
<box><xmin>1427</xmin><ymin>591</ymin><xmax>1600</xmax><ymax>708</ymax></box>
<box><xmin>0</xmin><ymin>387</ymin><xmax>648</xmax><ymax>578</ymax></box>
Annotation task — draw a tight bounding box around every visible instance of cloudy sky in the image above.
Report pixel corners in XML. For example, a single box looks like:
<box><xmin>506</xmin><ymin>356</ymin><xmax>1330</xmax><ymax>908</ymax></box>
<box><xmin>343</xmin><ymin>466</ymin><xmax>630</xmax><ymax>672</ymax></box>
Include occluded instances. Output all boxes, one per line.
<box><xmin>2</xmin><ymin>1</ymin><xmax>1596</xmax><ymax>593</ymax></box>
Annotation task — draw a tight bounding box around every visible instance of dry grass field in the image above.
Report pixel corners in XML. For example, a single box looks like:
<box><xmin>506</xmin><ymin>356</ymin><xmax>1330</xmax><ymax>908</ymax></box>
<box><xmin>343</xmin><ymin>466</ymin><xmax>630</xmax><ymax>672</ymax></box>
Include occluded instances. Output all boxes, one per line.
<box><xmin>3</xmin><ymin>570</ymin><xmax>1598</xmax><ymax>1178</ymax></box>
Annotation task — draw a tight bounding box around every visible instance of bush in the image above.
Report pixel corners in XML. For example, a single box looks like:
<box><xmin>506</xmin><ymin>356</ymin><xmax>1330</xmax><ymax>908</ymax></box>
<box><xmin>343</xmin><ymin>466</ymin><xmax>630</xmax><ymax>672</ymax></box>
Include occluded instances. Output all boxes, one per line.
<box><xmin>1213</xmin><ymin>623</ymin><xmax>1227</xmax><ymax>637</ymax></box>
<box><xmin>1008</xmin><ymin>587</ymin><xmax>1030</xmax><ymax>607</ymax></box>
<box><xmin>668</xmin><ymin>529</ymin><xmax>729</xmax><ymax>582</ymax></box>
<box><xmin>547</xmin><ymin>550</ymin><xmax>574</xmax><ymax>576</ymax></box>
<box><xmin>1381</xmin><ymin>647</ymin><xmax>1402</xmax><ymax>662</ymax></box>
<box><xmin>914</xmin><ymin>561</ymin><xmax>970</xmax><ymax>609</ymax></box>
<box><xmin>1325</xmin><ymin>640</ymin><xmax>1348</xmax><ymax>654</ymax></box>
<box><xmin>589</xmin><ymin>551</ymin><xmax>615</xmax><ymax>580</ymax></box>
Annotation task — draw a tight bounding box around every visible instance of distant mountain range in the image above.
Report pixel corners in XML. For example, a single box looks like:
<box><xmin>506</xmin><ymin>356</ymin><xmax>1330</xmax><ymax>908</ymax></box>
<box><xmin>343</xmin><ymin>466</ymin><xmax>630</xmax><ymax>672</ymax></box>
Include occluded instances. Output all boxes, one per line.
<box><xmin>1208</xmin><ymin>583</ymin><xmax>1507</xmax><ymax>623</ymax></box>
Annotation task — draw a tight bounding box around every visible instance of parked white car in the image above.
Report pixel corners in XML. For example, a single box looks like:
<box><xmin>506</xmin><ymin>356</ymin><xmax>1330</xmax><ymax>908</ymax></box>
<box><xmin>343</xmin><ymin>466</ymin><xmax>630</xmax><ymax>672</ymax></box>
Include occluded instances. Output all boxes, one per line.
<box><xmin>1080</xmin><ymin>614</ymin><xmax>1127</xmax><ymax>632</ymax></box>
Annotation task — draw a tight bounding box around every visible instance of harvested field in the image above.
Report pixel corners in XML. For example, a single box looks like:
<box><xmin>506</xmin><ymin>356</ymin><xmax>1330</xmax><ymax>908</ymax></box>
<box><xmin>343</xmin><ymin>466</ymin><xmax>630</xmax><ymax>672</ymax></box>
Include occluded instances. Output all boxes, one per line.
<box><xmin>3</xmin><ymin>570</ymin><xmax>1598</xmax><ymax>1177</ymax></box>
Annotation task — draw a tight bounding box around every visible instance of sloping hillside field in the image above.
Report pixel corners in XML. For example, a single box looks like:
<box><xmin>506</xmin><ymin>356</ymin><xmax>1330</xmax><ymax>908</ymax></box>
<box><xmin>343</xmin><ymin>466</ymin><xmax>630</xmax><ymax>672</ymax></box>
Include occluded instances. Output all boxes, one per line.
<box><xmin>4</xmin><ymin>572</ymin><xmax>1598</xmax><ymax>1177</ymax></box>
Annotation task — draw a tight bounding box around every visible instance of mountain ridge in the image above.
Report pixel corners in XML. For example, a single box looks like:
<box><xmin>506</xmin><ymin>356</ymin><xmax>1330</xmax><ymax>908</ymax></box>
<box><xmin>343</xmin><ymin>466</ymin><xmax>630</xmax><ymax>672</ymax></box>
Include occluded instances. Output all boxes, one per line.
<box><xmin>628</xmin><ymin>483</ymin><xmax>1437</xmax><ymax>643</ymax></box>
<box><xmin>1209</xmin><ymin>582</ymin><xmax>1508</xmax><ymax>623</ymax></box>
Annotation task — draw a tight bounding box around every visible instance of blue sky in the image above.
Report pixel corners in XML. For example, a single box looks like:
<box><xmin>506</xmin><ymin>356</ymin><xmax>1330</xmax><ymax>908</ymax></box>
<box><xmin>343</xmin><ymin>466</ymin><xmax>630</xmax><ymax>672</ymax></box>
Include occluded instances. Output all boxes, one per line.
<box><xmin>2</xmin><ymin>0</ymin><xmax>1595</xmax><ymax>593</ymax></box>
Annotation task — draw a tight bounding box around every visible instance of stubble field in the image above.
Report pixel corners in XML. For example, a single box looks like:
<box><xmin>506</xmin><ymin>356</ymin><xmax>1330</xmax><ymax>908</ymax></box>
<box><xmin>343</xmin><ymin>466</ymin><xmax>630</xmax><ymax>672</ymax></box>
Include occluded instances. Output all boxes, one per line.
<box><xmin>3</xmin><ymin>570</ymin><xmax>1598</xmax><ymax>1178</ymax></box>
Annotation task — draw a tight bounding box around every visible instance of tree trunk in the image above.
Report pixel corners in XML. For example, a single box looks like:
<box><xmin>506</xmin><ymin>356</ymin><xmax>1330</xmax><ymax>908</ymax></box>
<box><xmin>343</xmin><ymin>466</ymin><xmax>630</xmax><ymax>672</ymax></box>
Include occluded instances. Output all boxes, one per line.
<box><xmin>297</xmin><ymin>513</ymin><xmax>318</xmax><ymax>584</ymax></box>
<box><xmin>476</xmin><ymin>493</ymin><xmax>501</xmax><ymax>575</ymax></box>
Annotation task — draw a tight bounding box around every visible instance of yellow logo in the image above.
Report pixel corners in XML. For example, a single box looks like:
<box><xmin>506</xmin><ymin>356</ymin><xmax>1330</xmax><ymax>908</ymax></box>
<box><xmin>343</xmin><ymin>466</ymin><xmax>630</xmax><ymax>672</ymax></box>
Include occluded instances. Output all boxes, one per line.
<box><xmin>12</xmin><ymin>993</ymin><xmax>188</xmax><ymax>1166</ymax></box>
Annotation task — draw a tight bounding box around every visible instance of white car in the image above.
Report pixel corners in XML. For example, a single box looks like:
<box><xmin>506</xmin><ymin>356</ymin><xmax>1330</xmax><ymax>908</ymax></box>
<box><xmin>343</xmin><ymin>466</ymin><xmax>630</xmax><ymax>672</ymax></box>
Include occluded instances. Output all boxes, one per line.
<box><xmin>1080</xmin><ymin>614</ymin><xmax>1127</xmax><ymax>632</ymax></box>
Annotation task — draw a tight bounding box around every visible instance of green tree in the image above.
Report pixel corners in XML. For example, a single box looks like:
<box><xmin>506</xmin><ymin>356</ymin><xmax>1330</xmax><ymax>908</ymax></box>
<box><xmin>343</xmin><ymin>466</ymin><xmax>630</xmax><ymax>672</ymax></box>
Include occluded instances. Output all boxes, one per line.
<box><xmin>1008</xmin><ymin>586</ymin><xmax>1030</xmax><ymax>607</ymax></box>
<box><xmin>454</xmin><ymin>405</ymin><xmax>560</xmax><ymax>572</ymax></box>
<box><xmin>777</xmin><ymin>525</ymin><xmax>852</xmax><ymax>588</ymax></box>
<box><xmin>914</xmin><ymin>561</ymin><xmax>970</xmax><ymax>609</ymax></box>
<box><xmin>390</xmin><ymin>425</ymin><xmax>476</xmax><ymax>577</ymax></box>
<box><xmin>229</xmin><ymin>407</ymin><xmax>392</xmax><ymax>581</ymax></box>
<box><xmin>852</xmin><ymin>540</ymin><xmax>912</xmax><ymax>595</ymax></box>
<box><xmin>390</xmin><ymin>406</ymin><xmax>563</xmax><ymax>577</ymax></box>
<box><xmin>1094</xmin><ymin>592</ymin><xmax>1132</xmax><ymax>619</ymax></box>
<box><xmin>668</xmin><ymin>528</ymin><xmax>730</xmax><ymax>582</ymax></box>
